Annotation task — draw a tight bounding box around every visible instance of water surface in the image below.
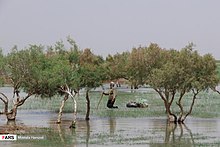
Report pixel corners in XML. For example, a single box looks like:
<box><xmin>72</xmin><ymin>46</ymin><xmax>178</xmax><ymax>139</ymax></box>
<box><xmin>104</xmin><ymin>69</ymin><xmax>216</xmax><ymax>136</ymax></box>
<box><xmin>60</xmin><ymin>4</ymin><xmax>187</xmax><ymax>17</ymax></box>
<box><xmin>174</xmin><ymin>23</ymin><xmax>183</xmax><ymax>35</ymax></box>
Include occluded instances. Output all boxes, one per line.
<box><xmin>0</xmin><ymin>110</ymin><xmax>220</xmax><ymax>147</ymax></box>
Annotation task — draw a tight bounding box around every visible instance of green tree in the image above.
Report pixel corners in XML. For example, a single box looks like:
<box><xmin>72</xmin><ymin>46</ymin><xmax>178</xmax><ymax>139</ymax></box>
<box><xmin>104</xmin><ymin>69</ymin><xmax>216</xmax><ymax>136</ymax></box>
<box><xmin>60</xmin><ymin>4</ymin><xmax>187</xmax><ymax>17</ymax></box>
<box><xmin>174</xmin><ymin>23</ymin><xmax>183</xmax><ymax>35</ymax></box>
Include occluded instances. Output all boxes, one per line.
<box><xmin>0</xmin><ymin>48</ymin><xmax>8</xmax><ymax>114</ymax></box>
<box><xmin>1</xmin><ymin>45</ymin><xmax>46</xmax><ymax>121</ymax></box>
<box><xmin>44</xmin><ymin>40</ymin><xmax>81</xmax><ymax>128</ymax></box>
<box><xmin>148</xmin><ymin>49</ymin><xmax>182</xmax><ymax>122</ymax></box>
<box><xmin>147</xmin><ymin>44</ymin><xmax>219</xmax><ymax>123</ymax></box>
<box><xmin>79</xmin><ymin>48</ymin><xmax>106</xmax><ymax>120</ymax></box>
<box><xmin>178</xmin><ymin>48</ymin><xmax>219</xmax><ymax>122</ymax></box>
<box><xmin>105</xmin><ymin>52</ymin><xmax>130</xmax><ymax>81</ymax></box>
<box><xmin>128</xmin><ymin>47</ymin><xmax>145</xmax><ymax>88</ymax></box>
<box><xmin>127</xmin><ymin>43</ymin><xmax>163</xmax><ymax>89</ymax></box>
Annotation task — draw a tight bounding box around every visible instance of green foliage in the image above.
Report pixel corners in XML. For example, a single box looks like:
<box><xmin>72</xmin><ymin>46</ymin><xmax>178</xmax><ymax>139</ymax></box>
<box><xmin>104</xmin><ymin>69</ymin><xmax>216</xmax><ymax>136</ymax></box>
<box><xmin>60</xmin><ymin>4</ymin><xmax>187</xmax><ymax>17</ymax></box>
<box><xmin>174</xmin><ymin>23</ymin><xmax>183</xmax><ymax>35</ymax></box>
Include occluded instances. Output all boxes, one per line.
<box><xmin>127</xmin><ymin>43</ymin><xmax>164</xmax><ymax>86</ymax></box>
<box><xmin>2</xmin><ymin>37</ymin><xmax>107</xmax><ymax>100</ymax></box>
<box><xmin>5</xmin><ymin>45</ymin><xmax>46</xmax><ymax>94</ymax></box>
<box><xmin>105</xmin><ymin>52</ymin><xmax>130</xmax><ymax>80</ymax></box>
<box><xmin>1</xmin><ymin>38</ymin><xmax>219</xmax><ymax>121</ymax></box>
<box><xmin>146</xmin><ymin>43</ymin><xmax>219</xmax><ymax>121</ymax></box>
<box><xmin>148</xmin><ymin>44</ymin><xmax>219</xmax><ymax>92</ymax></box>
<box><xmin>79</xmin><ymin>48</ymin><xmax>106</xmax><ymax>89</ymax></box>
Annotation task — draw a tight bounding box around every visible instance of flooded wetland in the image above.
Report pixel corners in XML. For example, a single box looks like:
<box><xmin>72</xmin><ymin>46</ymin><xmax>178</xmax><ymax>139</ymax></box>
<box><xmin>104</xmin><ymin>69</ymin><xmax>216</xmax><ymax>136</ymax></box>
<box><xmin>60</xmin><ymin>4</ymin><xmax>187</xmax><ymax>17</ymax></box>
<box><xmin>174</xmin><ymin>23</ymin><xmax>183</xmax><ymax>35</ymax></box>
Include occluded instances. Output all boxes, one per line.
<box><xmin>0</xmin><ymin>87</ymin><xmax>220</xmax><ymax>146</ymax></box>
<box><xmin>1</xmin><ymin>2</ymin><xmax>220</xmax><ymax>146</ymax></box>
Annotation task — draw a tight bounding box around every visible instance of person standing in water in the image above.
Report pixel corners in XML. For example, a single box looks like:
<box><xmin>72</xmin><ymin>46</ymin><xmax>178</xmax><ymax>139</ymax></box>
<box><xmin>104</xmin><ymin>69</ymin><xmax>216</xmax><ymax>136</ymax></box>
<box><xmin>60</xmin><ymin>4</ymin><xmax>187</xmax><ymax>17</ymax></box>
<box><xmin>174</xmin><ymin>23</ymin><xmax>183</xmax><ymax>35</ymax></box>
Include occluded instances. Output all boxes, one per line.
<box><xmin>103</xmin><ymin>82</ymin><xmax>118</xmax><ymax>108</ymax></box>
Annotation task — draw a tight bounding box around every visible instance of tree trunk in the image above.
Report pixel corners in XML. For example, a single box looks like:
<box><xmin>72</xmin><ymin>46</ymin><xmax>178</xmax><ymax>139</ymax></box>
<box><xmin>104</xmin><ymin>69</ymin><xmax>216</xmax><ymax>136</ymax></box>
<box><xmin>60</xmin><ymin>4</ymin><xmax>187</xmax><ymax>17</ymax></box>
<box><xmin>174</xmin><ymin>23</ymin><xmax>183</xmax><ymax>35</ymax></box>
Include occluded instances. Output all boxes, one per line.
<box><xmin>4</xmin><ymin>103</ymin><xmax>8</xmax><ymax>114</ymax></box>
<box><xmin>0</xmin><ymin>92</ymin><xmax>9</xmax><ymax>114</ymax></box>
<box><xmin>176</xmin><ymin>91</ymin><xmax>185</xmax><ymax>123</ymax></box>
<box><xmin>154</xmin><ymin>89</ymin><xmax>177</xmax><ymax>123</ymax></box>
<box><xmin>85</xmin><ymin>89</ymin><xmax>90</xmax><ymax>120</ymax></box>
<box><xmin>59</xmin><ymin>85</ymin><xmax>77</xmax><ymax>128</ymax></box>
<box><xmin>167</xmin><ymin>91</ymin><xmax>177</xmax><ymax>123</ymax></box>
<box><xmin>167</xmin><ymin>109</ymin><xmax>177</xmax><ymax>123</ymax></box>
<box><xmin>6</xmin><ymin>107</ymin><xmax>18</xmax><ymax>121</ymax></box>
<box><xmin>77</xmin><ymin>88</ymin><xmax>80</xmax><ymax>97</ymax></box>
<box><xmin>69</xmin><ymin>91</ymin><xmax>77</xmax><ymax>129</ymax></box>
<box><xmin>5</xmin><ymin>93</ymin><xmax>31</xmax><ymax>121</ymax></box>
<box><xmin>0</xmin><ymin>100</ymin><xmax>8</xmax><ymax>114</ymax></box>
<box><xmin>57</xmin><ymin>94</ymin><xmax>69</xmax><ymax>123</ymax></box>
<box><xmin>182</xmin><ymin>90</ymin><xmax>198</xmax><ymax>122</ymax></box>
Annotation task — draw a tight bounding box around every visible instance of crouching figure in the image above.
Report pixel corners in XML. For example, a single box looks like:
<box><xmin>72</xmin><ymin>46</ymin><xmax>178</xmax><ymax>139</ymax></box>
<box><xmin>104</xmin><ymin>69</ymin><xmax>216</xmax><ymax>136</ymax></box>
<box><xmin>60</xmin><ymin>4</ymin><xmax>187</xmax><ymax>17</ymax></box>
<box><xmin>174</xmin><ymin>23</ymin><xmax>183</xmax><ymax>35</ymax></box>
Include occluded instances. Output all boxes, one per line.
<box><xmin>103</xmin><ymin>82</ymin><xmax>118</xmax><ymax>109</ymax></box>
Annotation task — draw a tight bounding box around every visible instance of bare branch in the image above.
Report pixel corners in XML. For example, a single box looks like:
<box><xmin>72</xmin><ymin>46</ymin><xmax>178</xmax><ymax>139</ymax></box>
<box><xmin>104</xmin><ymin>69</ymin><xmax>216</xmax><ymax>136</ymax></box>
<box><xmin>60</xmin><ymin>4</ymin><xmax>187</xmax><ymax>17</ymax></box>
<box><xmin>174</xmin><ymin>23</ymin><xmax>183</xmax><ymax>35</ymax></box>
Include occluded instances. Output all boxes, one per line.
<box><xmin>0</xmin><ymin>97</ymin><xmax>6</xmax><ymax>104</ymax></box>
<box><xmin>154</xmin><ymin>88</ymin><xmax>166</xmax><ymax>102</ymax></box>
<box><xmin>0</xmin><ymin>92</ymin><xmax>8</xmax><ymax>103</ymax></box>
<box><xmin>211</xmin><ymin>87</ymin><xmax>220</xmax><ymax>95</ymax></box>
<box><xmin>215</xmin><ymin>90</ymin><xmax>220</xmax><ymax>95</ymax></box>
<box><xmin>13</xmin><ymin>99</ymin><xmax>16</xmax><ymax>105</ymax></box>
<box><xmin>176</xmin><ymin>90</ymin><xmax>186</xmax><ymax>122</ymax></box>
<box><xmin>183</xmin><ymin>90</ymin><xmax>199</xmax><ymax>121</ymax></box>
<box><xmin>15</xmin><ymin>93</ymin><xmax>32</xmax><ymax>107</ymax></box>
<box><xmin>59</xmin><ymin>87</ymin><xmax>66</xmax><ymax>93</ymax></box>
<box><xmin>192</xmin><ymin>89</ymin><xmax>199</xmax><ymax>95</ymax></box>
<box><xmin>0</xmin><ymin>92</ymin><xmax>8</xmax><ymax>99</ymax></box>
<box><xmin>65</xmin><ymin>84</ymin><xmax>70</xmax><ymax>92</ymax></box>
<box><xmin>169</xmin><ymin>90</ymin><xmax>176</xmax><ymax>105</ymax></box>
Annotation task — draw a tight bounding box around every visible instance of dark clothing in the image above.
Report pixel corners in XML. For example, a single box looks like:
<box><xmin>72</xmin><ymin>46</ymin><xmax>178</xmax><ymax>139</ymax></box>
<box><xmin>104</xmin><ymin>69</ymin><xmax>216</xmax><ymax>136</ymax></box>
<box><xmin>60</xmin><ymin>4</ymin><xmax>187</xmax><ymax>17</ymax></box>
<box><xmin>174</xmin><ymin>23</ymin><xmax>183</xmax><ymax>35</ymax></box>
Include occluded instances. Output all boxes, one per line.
<box><xmin>103</xmin><ymin>88</ymin><xmax>118</xmax><ymax>109</ymax></box>
<box><xmin>107</xmin><ymin>99</ymin><xmax>118</xmax><ymax>108</ymax></box>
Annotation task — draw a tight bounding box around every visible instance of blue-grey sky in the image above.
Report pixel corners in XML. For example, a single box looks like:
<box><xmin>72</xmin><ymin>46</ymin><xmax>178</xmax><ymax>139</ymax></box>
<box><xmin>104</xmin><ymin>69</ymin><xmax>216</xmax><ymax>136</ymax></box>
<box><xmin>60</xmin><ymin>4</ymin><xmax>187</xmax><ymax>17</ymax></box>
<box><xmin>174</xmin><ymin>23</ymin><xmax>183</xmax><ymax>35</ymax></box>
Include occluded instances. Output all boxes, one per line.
<box><xmin>0</xmin><ymin>0</ymin><xmax>220</xmax><ymax>59</ymax></box>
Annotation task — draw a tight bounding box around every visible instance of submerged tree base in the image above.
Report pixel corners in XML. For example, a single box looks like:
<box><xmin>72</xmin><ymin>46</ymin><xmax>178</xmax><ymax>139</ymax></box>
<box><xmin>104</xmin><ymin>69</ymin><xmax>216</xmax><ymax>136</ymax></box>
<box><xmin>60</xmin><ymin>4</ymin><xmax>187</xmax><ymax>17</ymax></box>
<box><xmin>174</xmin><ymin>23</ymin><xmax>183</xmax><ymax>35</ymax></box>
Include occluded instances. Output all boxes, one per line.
<box><xmin>69</xmin><ymin>121</ymin><xmax>76</xmax><ymax>129</ymax></box>
<box><xmin>6</xmin><ymin>112</ymin><xmax>17</xmax><ymax>121</ymax></box>
<box><xmin>7</xmin><ymin>118</ymin><xmax>16</xmax><ymax>121</ymax></box>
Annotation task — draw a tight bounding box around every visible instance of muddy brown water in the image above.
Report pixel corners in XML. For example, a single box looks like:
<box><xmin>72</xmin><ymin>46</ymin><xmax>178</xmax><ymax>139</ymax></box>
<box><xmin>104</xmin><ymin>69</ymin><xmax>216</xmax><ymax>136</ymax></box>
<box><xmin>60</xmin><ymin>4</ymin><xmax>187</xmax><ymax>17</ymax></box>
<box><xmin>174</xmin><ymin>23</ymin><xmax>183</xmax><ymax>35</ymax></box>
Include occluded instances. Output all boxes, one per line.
<box><xmin>0</xmin><ymin>110</ymin><xmax>220</xmax><ymax>147</ymax></box>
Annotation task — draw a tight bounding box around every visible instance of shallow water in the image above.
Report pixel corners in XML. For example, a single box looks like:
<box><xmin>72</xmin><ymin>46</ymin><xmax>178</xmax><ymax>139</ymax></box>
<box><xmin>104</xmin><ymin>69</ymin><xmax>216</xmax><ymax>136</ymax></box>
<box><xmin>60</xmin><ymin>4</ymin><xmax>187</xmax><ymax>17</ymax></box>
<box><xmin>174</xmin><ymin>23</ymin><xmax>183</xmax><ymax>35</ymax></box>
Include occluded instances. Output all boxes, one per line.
<box><xmin>0</xmin><ymin>110</ymin><xmax>220</xmax><ymax>147</ymax></box>
<box><xmin>0</xmin><ymin>86</ymin><xmax>220</xmax><ymax>146</ymax></box>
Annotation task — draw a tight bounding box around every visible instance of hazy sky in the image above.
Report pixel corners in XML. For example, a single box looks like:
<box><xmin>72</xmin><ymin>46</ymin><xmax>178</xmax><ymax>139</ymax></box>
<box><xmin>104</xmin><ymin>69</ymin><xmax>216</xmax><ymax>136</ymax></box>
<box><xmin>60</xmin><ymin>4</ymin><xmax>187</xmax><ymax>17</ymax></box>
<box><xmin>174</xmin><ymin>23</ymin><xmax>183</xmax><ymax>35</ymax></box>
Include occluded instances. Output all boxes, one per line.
<box><xmin>0</xmin><ymin>0</ymin><xmax>220</xmax><ymax>59</ymax></box>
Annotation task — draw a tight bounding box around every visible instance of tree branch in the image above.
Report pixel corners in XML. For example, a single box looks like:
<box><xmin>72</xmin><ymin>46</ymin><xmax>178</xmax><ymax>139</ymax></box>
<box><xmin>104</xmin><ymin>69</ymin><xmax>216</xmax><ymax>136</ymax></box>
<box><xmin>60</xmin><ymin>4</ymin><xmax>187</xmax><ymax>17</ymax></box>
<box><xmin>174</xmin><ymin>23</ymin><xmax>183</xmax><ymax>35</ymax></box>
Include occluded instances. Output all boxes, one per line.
<box><xmin>0</xmin><ymin>92</ymin><xmax>9</xmax><ymax>114</ymax></box>
<box><xmin>0</xmin><ymin>92</ymin><xmax>8</xmax><ymax>104</ymax></box>
<box><xmin>17</xmin><ymin>93</ymin><xmax>32</xmax><ymax>107</ymax></box>
<box><xmin>169</xmin><ymin>90</ymin><xmax>176</xmax><ymax>105</ymax></box>
<box><xmin>183</xmin><ymin>89</ymin><xmax>199</xmax><ymax>121</ymax></box>
<box><xmin>176</xmin><ymin>90</ymin><xmax>186</xmax><ymax>123</ymax></box>
<box><xmin>154</xmin><ymin>88</ymin><xmax>166</xmax><ymax>102</ymax></box>
<box><xmin>211</xmin><ymin>87</ymin><xmax>220</xmax><ymax>95</ymax></box>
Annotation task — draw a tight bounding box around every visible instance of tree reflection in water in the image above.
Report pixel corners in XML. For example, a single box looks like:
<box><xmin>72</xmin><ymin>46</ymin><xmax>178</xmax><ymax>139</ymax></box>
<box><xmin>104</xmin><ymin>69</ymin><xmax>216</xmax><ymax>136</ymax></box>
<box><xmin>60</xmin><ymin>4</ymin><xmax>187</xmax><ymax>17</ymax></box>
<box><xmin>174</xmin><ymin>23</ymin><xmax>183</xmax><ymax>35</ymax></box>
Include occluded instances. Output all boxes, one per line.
<box><xmin>86</xmin><ymin>120</ymin><xmax>90</xmax><ymax>147</ymax></box>
<box><xmin>109</xmin><ymin>117</ymin><xmax>116</xmax><ymax>136</ymax></box>
<box><xmin>161</xmin><ymin>122</ymin><xmax>195</xmax><ymax>147</ymax></box>
<box><xmin>3</xmin><ymin>116</ymin><xmax>219</xmax><ymax>146</ymax></box>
